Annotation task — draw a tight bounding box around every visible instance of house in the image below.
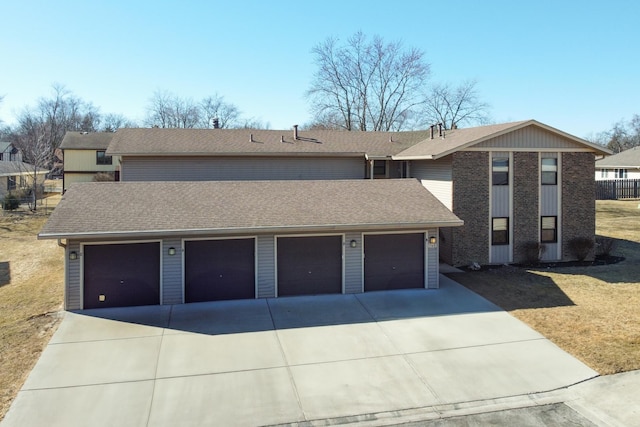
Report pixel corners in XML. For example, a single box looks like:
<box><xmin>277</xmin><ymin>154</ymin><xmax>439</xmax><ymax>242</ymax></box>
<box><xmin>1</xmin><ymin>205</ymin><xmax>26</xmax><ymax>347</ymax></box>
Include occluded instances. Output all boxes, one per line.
<box><xmin>0</xmin><ymin>141</ymin><xmax>22</xmax><ymax>162</ymax></box>
<box><xmin>39</xmin><ymin>120</ymin><xmax>609</xmax><ymax>310</ymax></box>
<box><xmin>595</xmin><ymin>146</ymin><xmax>640</xmax><ymax>180</ymax></box>
<box><xmin>59</xmin><ymin>132</ymin><xmax>120</xmax><ymax>192</ymax></box>
<box><xmin>0</xmin><ymin>161</ymin><xmax>48</xmax><ymax>200</ymax></box>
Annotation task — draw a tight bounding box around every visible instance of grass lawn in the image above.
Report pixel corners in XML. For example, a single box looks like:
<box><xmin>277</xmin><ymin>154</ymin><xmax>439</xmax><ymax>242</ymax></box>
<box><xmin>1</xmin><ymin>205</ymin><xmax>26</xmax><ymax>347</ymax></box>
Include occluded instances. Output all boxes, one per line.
<box><xmin>0</xmin><ymin>197</ymin><xmax>63</xmax><ymax>420</ymax></box>
<box><xmin>447</xmin><ymin>199</ymin><xmax>640</xmax><ymax>375</ymax></box>
<box><xmin>0</xmin><ymin>198</ymin><xmax>638</xmax><ymax>420</ymax></box>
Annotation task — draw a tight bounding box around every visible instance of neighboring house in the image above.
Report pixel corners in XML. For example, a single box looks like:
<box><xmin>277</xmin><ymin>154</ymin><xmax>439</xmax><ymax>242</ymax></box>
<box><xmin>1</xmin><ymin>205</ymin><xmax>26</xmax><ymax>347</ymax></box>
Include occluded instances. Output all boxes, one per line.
<box><xmin>0</xmin><ymin>161</ymin><xmax>48</xmax><ymax>200</ymax></box>
<box><xmin>39</xmin><ymin>120</ymin><xmax>609</xmax><ymax>310</ymax></box>
<box><xmin>0</xmin><ymin>141</ymin><xmax>22</xmax><ymax>162</ymax></box>
<box><xmin>595</xmin><ymin>146</ymin><xmax>640</xmax><ymax>180</ymax></box>
<box><xmin>59</xmin><ymin>132</ymin><xmax>120</xmax><ymax>192</ymax></box>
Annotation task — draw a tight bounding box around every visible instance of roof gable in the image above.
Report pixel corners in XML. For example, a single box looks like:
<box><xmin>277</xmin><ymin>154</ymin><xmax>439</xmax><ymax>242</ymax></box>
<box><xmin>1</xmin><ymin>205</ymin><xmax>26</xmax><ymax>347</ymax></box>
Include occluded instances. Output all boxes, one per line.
<box><xmin>38</xmin><ymin>179</ymin><xmax>462</xmax><ymax>239</ymax></box>
<box><xmin>393</xmin><ymin>120</ymin><xmax>611</xmax><ymax>159</ymax></box>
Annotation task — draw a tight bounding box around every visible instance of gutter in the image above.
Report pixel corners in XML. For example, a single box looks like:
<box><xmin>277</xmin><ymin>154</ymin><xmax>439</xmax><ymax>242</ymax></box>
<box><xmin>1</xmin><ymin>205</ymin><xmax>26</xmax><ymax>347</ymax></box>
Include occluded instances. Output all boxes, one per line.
<box><xmin>38</xmin><ymin>220</ymin><xmax>464</xmax><ymax>241</ymax></box>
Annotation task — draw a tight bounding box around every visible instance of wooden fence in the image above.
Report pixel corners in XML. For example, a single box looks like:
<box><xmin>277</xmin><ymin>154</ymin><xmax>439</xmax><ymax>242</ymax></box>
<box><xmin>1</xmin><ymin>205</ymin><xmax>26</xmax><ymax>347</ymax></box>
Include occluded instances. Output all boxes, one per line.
<box><xmin>596</xmin><ymin>179</ymin><xmax>640</xmax><ymax>200</ymax></box>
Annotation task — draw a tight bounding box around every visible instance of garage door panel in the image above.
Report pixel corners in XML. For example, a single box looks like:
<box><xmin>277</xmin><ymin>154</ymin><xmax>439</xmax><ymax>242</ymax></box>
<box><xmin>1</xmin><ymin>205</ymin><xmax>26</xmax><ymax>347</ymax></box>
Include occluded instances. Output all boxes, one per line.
<box><xmin>277</xmin><ymin>236</ymin><xmax>342</xmax><ymax>296</ymax></box>
<box><xmin>364</xmin><ymin>233</ymin><xmax>425</xmax><ymax>292</ymax></box>
<box><xmin>185</xmin><ymin>239</ymin><xmax>255</xmax><ymax>303</ymax></box>
<box><xmin>83</xmin><ymin>242</ymin><xmax>160</xmax><ymax>309</ymax></box>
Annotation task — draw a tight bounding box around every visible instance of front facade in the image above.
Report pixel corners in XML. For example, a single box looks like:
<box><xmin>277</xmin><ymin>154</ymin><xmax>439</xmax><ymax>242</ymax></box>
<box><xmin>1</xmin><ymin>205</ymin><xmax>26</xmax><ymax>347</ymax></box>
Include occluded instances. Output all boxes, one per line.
<box><xmin>40</xmin><ymin>180</ymin><xmax>460</xmax><ymax>310</ymax></box>
<box><xmin>42</xmin><ymin>120</ymin><xmax>608</xmax><ymax>310</ymax></box>
<box><xmin>0</xmin><ymin>161</ymin><xmax>48</xmax><ymax>200</ymax></box>
<box><xmin>60</xmin><ymin>132</ymin><xmax>120</xmax><ymax>192</ymax></box>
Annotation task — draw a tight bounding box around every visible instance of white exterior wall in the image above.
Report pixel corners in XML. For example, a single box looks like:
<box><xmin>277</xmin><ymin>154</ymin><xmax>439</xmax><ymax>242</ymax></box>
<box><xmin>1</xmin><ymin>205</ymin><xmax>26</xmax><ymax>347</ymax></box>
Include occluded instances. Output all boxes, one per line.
<box><xmin>595</xmin><ymin>168</ymin><xmax>640</xmax><ymax>180</ymax></box>
<box><xmin>410</xmin><ymin>158</ymin><xmax>453</xmax><ymax>210</ymax></box>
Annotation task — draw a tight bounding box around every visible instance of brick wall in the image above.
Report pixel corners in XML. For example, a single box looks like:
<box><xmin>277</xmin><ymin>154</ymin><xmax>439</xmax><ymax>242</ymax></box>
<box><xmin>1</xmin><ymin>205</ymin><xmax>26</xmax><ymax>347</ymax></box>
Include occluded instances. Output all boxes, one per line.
<box><xmin>513</xmin><ymin>152</ymin><xmax>540</xmax><ymax>263</ymax></box>
<box><xmin>562</xmin><ymin>152</ymin><xmax>596</xmax><ymax>260</ymax></box>
<box><xmin>451</xmin><ymin>152</ymin><xmax>490</xmax><ymax>266</ymax></box>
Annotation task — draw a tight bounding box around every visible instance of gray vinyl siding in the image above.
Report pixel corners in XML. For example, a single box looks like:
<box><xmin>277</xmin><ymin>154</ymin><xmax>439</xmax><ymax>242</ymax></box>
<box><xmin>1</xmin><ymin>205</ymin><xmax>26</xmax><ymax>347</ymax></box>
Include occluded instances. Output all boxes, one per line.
<box><xmin>162</xmin><ymin>239</ymin><xmax>183</xmax><ymax>304</ymax></box>
<box><xmin>257</xmin><ymin>235</ymin><xmax>276</xmax><ymax>298</ymax></box>
<box><xmin>474</xmin><ymin>126</ymin><xmax>582</xmax><ymax>150</ymax></box>
<box><xmin>427</xmin><ymin>229</ymin><xmax>438</xmax><ymax>289</ymax></box>
<box><xmin>491</xmin><ymin>186</ymin><xmax>510</xmax><ymax>217</ymax></box>
<box><xmin>121</xmin><ymin>156</ymin><xmax>365</xmax><ymax>181</ymax></box>
<box><xmin>411</xmin><ymin>158</ymin><xmax>453</xmax><ymax>210</ymax></box>
<box><xmin>66</xmin><ymin>241</ymin><xmax>81</xmax><ymax>310</ymax></box>
<box><xmin>344</xmin><ymin>232</ymin><xmax>362</xmax><ymax>293</ymax></box>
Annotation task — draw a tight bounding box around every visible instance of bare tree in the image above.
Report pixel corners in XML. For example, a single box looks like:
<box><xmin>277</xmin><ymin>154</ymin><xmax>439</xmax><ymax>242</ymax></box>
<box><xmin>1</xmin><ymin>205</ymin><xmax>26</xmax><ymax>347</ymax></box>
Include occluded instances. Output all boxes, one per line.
<box><xmin>145</xmin><ymin>90</ymin><xmax>200</xmax><ymax>128</ymax></box>
<box><xmin>9</xmin><ymin>85</ymin><xmax>100</xmax><ymax>209</ymax></box>
<box><xmin>200</xmin><ymin>94</ymin><xmax>240</xmax><ymax>128</ymax></box>
<box><xmin>307</xmin><ymin>32</ymin><xmax>431</xmax><ymax>131</ymax></box>
<box><xmin>422</xmin><ymin>80</ymin><xmax>490</xmax><ymax>129</ymax></box>
<box><xmin>594</xmin><ymin>115</ymin><xmax>640</xmax><ymax>153</ymax></box>
<box><xmin>101</xmin><ymin>113</ymin><xmax>136</xmax><ymax>132</ymax></box>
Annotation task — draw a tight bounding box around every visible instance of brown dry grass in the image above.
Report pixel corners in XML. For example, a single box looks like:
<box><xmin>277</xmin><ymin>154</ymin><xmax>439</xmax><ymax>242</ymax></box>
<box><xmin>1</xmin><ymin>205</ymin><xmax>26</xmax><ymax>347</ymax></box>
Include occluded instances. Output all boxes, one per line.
<box><xmin>447</xmin><ymin>199</ymin><xmax>640</xmax><ymax>375</ymax></box>
<box><xmin>0</xmin><ymin>195</ymin><xmax>64</xmax><ymax>420</ymax></box>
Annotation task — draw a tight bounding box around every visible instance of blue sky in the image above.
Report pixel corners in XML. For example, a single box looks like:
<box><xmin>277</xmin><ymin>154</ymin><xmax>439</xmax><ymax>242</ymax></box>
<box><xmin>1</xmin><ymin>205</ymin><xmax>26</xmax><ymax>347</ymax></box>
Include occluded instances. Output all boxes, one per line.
<box><xmin>1</xmin><ymin>0</ymin><xmax>638</xmax><ymax>138</ymax></box>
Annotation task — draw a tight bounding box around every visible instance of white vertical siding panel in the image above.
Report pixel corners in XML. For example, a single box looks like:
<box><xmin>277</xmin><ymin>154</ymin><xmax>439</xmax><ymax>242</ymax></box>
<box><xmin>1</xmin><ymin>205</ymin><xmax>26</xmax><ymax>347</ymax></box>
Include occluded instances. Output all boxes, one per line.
<box><xmin>491</xmin><ymin>245</ymin><xmax>510</xmax><ymax>264</ymax></box>
<box><xmin>344</xmin><ymin>232</ymin><xmax>362</xmax><ymax>293</ymax></box>
<box><xmin>540</xmin><ymin>186</ymin><xmax>559</xmax><ymax>216</ymax></box>
<box><xmin>67</xmin><ymin>241</ymin><xmax>82</xmax><ymax>310</ymax></box>
<box><xmin>257</xmin><ymin>235</ymin><xmax>276</xmax><ymax>298</ymax></box>
<box><xmin>411</xmin><ymin>159</ymin><xmax>453</xmax><ymax>209</ymax></box>
<box><xmin>492</xmin><ymin>186</ymin><xmax>510</xmax><ymax>217</ymax></box>
<box><xmin>162</xmin><ymin>239</ymin><xmax>183</xmax><ymax>304</ymax></box>
<box><xmin>427</xmin><ymin>229</ymin><xmax>439</xmax><ymax>289</ymax></box>
<box><xmin>541</xmin><ymin>243</ymin><xmax>559</xmax><ymax>261</ymax></box>
<box><xmin>122</xmin><ymin>157</ymin><xmax>365</xmax><ymax>181</ymax></box>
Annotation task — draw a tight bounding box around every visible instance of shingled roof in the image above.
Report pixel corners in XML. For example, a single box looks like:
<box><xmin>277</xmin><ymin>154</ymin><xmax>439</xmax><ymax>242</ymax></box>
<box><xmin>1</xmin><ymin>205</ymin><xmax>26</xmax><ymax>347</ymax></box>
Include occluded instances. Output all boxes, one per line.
<box><xmin>105</xmin><ymin>120</ymin><xmax>610</xmax><ymax>159</ymax></box>
<box><xmin>38</xmin><ymin>179</ymin><xmax>462</xmax><ymax>240</ymax></box>
<box><xmin>60</xmin><ymin>132</ymin><xmax>115</xmax><ymax>150</ymax></box>
<box><xmin>596</xmin><ymin>146</ymin><xmax>640</xmax><ymax>168</ymax></box>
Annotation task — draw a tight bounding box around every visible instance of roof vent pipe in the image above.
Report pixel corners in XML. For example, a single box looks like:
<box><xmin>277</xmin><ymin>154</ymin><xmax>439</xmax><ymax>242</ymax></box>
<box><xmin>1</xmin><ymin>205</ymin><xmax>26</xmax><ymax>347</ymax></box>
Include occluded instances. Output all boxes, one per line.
<box><xmin>430</xmin><ymin>125</ymin><xmax>435</xmax><ymax>139</ymax></box>
<box><xmin>438</xmin><ymin>123</ymin><xmax>443</xmax><ymax>137</ymax></box>
<box><xmin>293</xmin><ymin>125</ymin><xmax>299</xmax><ymax>140</ymax></box>
<box><xmin>212</xmin><ymin>118</ymin><xmax>220</xmax><ymax>129</ymax></box>
<box><xmin>250</xmin><ymin>133</ymin><xmax>254</xmax><ymax>142</ymax></box>
<box><xmin>280</xmin><ymin>135</ymin><xmax>284</xmax><ymax>143</ymax></box>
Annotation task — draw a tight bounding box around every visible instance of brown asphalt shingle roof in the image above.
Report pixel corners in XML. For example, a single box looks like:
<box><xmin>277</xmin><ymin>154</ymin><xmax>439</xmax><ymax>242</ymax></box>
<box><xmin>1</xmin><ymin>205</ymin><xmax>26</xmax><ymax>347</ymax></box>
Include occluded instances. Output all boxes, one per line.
<box><xmin>106</xmin><ymin>120</ymin><xmax>610</xmax><ymax>159</ymax></box>
<box><xmin>60</xmin><ymin>132</ymin><xmax>115</xmax><ymax>150</ymax></box>
<box><xmin>38</xmin><ymin>179</ymin><xmax>462</xmax><ymax>239</ymax></box>
<box><xmin>596</xmin><ymin>146</ymin><xmax>640</xmax><ymax>168</ymax></box>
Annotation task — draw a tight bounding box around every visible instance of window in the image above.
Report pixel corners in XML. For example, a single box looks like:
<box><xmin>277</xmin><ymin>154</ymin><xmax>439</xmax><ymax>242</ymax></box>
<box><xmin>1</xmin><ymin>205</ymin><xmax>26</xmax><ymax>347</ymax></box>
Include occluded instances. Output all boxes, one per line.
<box><xmin>492</xmin><ymin>157</ymin><xmax>509</xmax><ymax>185</ymax></box>
<box><xmin>96</xmin><ymin>150</ymin><xmax>112</xmax><ymax>165</ymax></box>
<box><xmin>615</xmin><ymin>169</ymin><xmax>628</xmax><ymax>179</ymax></box>
<box><xmin>541</xmin><ymin>216</ymin><xmax>557</xmax><ymax>243</ymax></box>
<box><xmin>373</xmin><ymin>160</ymin><xmax>387</xmax><ymax>178</ymax></box>
<box><xmin>600</xmin><ymin>169</ymin><xmax>609</xmax><ymax>179</ymax></box>
<box><xmin>541</xmin><ymin>158</ymin><xmax>557</xmax><ymax>185</ymax></box>
<box><xmin>7</xmin><ymin>176</ymin><xmax>16</xmax><ymax>191</ymax></box>
<box><xmin>492</xmin><ymin>217</ymin><xmax>509</xmax><ymax>245</ymax></box>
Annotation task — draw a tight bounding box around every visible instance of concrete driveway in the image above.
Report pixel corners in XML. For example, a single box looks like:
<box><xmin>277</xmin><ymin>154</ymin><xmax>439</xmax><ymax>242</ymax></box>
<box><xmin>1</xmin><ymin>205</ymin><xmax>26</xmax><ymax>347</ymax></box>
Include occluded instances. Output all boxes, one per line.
<box><xmin>2</xmin><ymin>276</ymin><xmax>599</xmax><ymax>426</ymax></box>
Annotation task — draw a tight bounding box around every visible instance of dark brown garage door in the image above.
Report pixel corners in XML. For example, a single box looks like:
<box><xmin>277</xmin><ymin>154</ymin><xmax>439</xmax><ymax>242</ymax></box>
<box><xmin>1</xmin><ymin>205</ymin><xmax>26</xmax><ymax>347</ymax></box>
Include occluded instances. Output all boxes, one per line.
<box><xmin>277</xmin><ymin>236</ymin><xmax>342</xmax><ymax>296</ymax></box>
<box><xmin>364</xmin><ymin>233</ymin><xmax>425</xmax><ymax>292</ymax></box>
<box><xmin>185</xmin><ymin>238</ymin><xmax>255</xmax><ymax>303</ymax></box>
<box><xmin>83</xmin><ymin>242</ymin><xmax>160</xmax><ymax>309</ymax></box>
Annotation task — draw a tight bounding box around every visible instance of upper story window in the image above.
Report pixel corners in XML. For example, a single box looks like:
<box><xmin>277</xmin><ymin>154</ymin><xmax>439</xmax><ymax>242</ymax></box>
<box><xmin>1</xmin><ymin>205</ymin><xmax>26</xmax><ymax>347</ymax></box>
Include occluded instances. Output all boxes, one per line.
<box><xmin>541</xmin><ymin>158</ymin><xmax>558</xmax><ymax>185</ymax></box>
<box><xmin>96</xmin><ymin>150</ymin><xmax>112</xmax><ymax>165</ymax></box>
<box><xmin>615</xmin><ymin>169</ymin><xmax>628</xmax><ymax>179</ymax></box>
<box><xmin>492</xmin><ymin>157</ymin><xmax>509</xmax><ymax>185</ymax></box>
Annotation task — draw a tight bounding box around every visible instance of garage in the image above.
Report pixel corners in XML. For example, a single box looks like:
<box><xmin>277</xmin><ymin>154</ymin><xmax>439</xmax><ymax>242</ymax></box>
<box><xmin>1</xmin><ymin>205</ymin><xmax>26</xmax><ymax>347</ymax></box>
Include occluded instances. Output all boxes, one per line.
<box><xmin>184</xmin><ymin>238</ymin><xmax>255</xmax><ymax>303</ymax></box>
<box><xmin>277</xmin><ymin>236</ymin><xmax>342</xmax><ymax>296</ymax></box>
<box><xmin>83</xmin><ymin>242</ymin><xmax>160</xmax><ymax>309</ymax></box>
<box><xmin>364</xmin><ymin>233</ymin><xmax>425</xmax><ymax>292</ymax></box>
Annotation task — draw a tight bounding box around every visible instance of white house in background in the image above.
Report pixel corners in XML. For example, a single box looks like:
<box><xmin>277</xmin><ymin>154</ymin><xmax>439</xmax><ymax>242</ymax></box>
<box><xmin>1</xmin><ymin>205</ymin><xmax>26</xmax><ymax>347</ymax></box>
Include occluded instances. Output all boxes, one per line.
<box><xmin>595</xmin><ymin>146</ymin><xmax>640</xmax><ymax>180</ymax></box>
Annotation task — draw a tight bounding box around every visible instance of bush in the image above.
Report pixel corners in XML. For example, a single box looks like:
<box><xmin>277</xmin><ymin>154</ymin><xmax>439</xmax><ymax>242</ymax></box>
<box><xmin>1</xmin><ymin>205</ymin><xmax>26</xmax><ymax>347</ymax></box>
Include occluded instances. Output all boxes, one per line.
<box><xmin>595</xmin><ymin>236</ymin><xmax>617</xmax><ymax>257</ymax></box>
<box><xmin>521</xmin><ymin>241</ymin><xmax>547</xmax><ymax>265</ymax></box>
<box><xmin>568</xmin><ymin>237</ymin><xmax>595</xmax><ymax>261</ymax></box>
<box><xmin>2</xmin><ymin>193</ymin><xmax>20</xmax><ymax>211</ymax></box>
